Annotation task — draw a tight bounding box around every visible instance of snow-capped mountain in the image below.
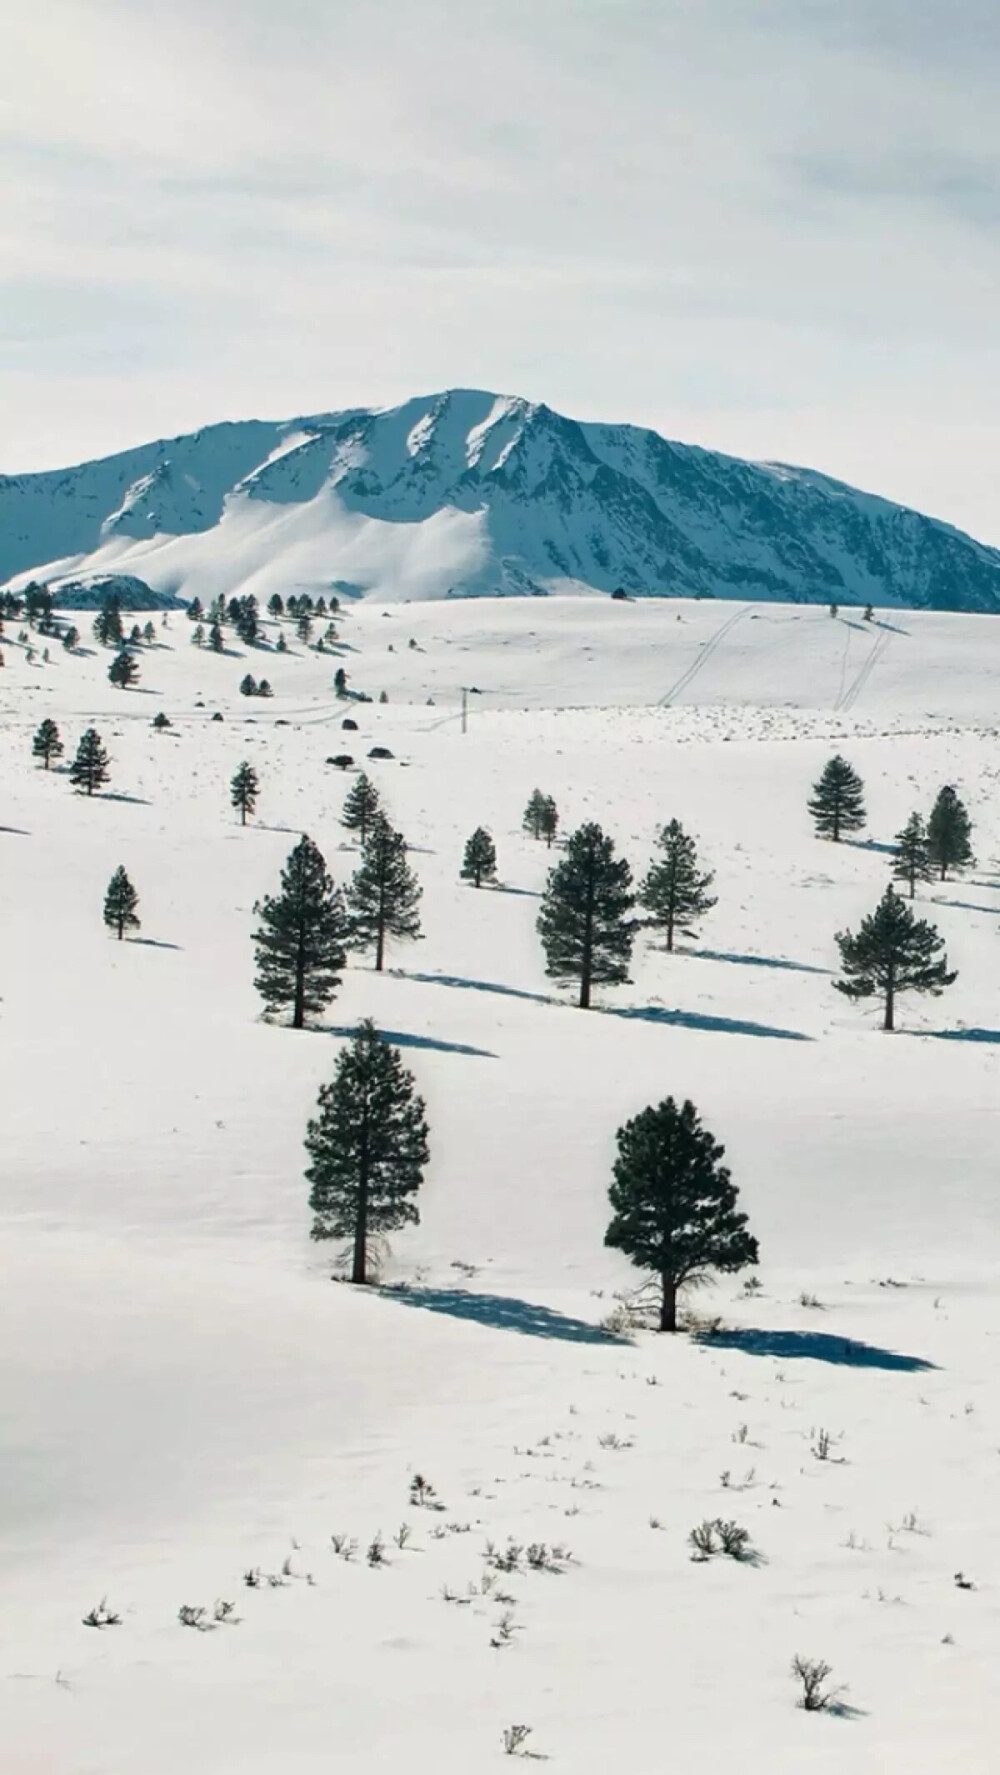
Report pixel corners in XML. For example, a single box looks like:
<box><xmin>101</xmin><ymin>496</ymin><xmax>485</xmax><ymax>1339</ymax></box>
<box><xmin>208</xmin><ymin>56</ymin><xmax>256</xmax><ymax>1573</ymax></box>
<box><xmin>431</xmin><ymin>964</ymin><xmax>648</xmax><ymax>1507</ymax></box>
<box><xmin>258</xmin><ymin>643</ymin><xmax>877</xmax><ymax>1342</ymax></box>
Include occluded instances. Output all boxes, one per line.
<box><xmin>3</xmin><ymin>389</ymin><xmax>999</xmax><ymax>612</ymax></box>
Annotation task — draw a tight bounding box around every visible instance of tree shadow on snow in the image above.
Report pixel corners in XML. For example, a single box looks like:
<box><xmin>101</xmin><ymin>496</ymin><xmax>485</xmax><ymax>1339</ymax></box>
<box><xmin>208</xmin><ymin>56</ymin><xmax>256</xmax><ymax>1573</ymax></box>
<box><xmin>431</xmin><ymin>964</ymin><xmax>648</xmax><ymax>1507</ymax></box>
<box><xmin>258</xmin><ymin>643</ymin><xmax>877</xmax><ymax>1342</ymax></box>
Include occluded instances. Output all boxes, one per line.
<box><xmin>925</xmin><ymin>1026</ymin><xmax>1000</xmax><ymax>1044</ymax></box>
<box><xmin>98</xmin><ymin>792</ymin><xmax>152</xmax><ymax>806</ymax></box>
<box><xmin>382</xmin><ymin>1285</ymin><xmax>628</xmax><ymax>1345</ymax></box>
<box><xmin>129</xmin><ymin>937</ymin><xmax>182</xmax><ymax>950</ymax></box>
<box><xmin>0</xmin><ymin>825</ymin><xmax>30</xmax><ymax>835</ymax></box>
<box><xmin>930</xmin><ymin>898</ymin><xmax>999</xmax><ymax>915</ymax></box>
<box><xmin>845</xmin><ymin>838</ymin><xmax>895</xmax><ymax>855</ymax></box>
<box><xmin>605</xmin><ymin>1005</ymin><xmax>812</xmax><ymax>1042</ymax></box>
<box><xmin>697</xmin><ymin>1328</ymin><xmax>937</xmax><ymax>1371</ymax></box>
<box><xmin>321</xmin><ymin>1023</ymin><xmax>495</xmax><ymax>1058</ymax></box>
<box><xmin>397</xmin><ymin>970</ymin><xmax>552</xmax><ymax>1006</ymax></box>
<box><xmin>691</xmin><ymin>947</ymin><xmax>830</xmax><ymax>976</ymax></box>
<box><xmin>492</xmin><ymin>883</ymin><xmax>542</xmax><ymax>898</ymax></box>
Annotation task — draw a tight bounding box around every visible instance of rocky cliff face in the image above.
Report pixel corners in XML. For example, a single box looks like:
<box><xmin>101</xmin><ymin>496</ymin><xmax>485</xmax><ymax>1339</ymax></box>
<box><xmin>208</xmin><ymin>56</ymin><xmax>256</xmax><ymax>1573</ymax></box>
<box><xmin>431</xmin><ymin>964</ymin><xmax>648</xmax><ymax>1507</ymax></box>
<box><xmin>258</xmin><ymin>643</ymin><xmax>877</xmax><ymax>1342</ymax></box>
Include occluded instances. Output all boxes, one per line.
<box><xmin>3</xmin><ymin>390</ymin><xmax>998</xmax><ymax>612</ymax></box>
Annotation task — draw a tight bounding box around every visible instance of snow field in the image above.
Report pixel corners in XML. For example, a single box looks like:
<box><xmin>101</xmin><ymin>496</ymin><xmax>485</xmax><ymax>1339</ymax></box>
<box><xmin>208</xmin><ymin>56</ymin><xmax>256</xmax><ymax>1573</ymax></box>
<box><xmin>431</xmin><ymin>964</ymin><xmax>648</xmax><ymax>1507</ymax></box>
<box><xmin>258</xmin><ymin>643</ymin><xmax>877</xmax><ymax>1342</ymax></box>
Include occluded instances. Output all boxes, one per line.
<box><xmin>2</xmin><ymin>596</ymin><xmax>1000</xmax><ymax>1772</ymax></box>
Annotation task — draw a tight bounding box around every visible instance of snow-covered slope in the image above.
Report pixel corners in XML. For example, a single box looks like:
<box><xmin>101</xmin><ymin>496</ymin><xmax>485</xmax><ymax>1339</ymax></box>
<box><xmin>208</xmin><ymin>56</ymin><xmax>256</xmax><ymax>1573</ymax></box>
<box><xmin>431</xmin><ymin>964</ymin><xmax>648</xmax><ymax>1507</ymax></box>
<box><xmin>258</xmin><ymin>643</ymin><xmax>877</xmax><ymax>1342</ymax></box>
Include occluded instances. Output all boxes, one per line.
<box><xmin>3</xmin><ymin>596</ymin><xmax>1000</xmax><ymax>1772</ymax></box>
<box><xmin>4</xmin><ymin>389</ymin><xmax>1000</xmax><ymax>612</ymax></box>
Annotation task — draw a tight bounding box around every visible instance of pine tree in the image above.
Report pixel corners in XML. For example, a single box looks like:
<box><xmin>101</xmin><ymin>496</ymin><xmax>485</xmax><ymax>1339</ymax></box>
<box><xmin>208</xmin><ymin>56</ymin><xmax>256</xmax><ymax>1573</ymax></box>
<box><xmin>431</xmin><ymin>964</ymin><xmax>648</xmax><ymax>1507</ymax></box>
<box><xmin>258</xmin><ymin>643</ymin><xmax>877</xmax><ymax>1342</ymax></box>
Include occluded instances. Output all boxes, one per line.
<box><xmin>536</xmin><ymin>822</ymin><xmax>636</xmax><ymax>1009</ymax></box>
<box><xmin>347</xmin><ymin>815</ymin><xmax>422</xmax><ymax>972</ymax></box>
<box><xmin>209</xmin><ymin>622</ymin><xmax>224</xmax><ymax>653</ymax></box>
<box><xmin>523</xmin><ymin>788</ymin><xmax>550</xmax><ymax>841</ymax></box>
<box><xmin>231</xmin><ymin>761</ymin><xmax>260</xmax><ymax>825</ymax></box>
<box><xmin>187</xmin><ymin>597</ymin><xmax>204</xmax><ymax>623</ymax></box>
<box><xmin>69</xmin><ymin>728</ymin><xmax>110</xmax><ymax>796</ymax></box>
<box><xmin>605</xmin><ymin>1097</ymin><xmax>758</xmax><ymax>1331</ymax></box>
<box><xmin>92</xmin><ymin>595</ymin><xmax>123</xmax><ymax>648</ymax></box>
<box><xmin>109</xmin><ymin>649</ymin><xmax>139</xmax><ymax>689</ymax></box>
<box><xmin>341</xmin><ymin>773</ymin><xmax>382</xmax><ymax>845</ymax></box>
<box><xmin>103</xmin><ymin>866</ymin><xmax>140</xmax><ymax>940</ymax></box>
<box><xmin>239</xmin><ymin>673</ymin><xmax>258</xmax><ymax>697</ymax></box>
<box><xmin>143</xmin><ymin>621</ymin><xmax>156</xmax><ymax>644</ymax></box>
<box><xmin>253</xmin><ymin>835</ymin><xmax>350</xmax><ymax>1028</ymax></box>
<box><xmin>334</xmin><ymin>666</ymin><xmax>348</xmax><ymax>695</ymax></box>
<box><xmin>276</xmin><ymin>632</ymin><xmax>288</xmax><ymax>653</ymax></box>
<box><xmin>835</xmin><ymin>885</ymin><xmax>956</xmax><ymax>1031</ymax></box>
<box><xmin>191</xmin><ymin>623</ymin><xmax>205</xmax><ymax>647</ymax></box>
<box><xmin>62</xmin><ymin>626</ymin><xmax>79</xmax><ymax>651</ymax></box>
<box><xmin>891</xmin><ymin>812</ymin><xmax>933</xmax><ymax>899</ymax></box>
<box><xmin>268</xmin><ymin>594</ymin><xmax>284</xmax><ymax>619</ymax></box>
<box><xmin>926</xmin><ymin>786</ymin><xmax>974</xmax><ymax>880</ymax></box>
<box><xmin>808</xmin><ymin>755</ymin><xmax>866</xmax><ymax>842</ymax></box>
<box><xmin>297</xmin><ymin>612</ymin><xmax>313</xmax><ymax>644</ymax></box>
<box><xmin>305</xmin><ymin>1020</ymin><xmax>429</xmax><ymax>1284</ymax></box>
<box><xmin>640</xmin><ymin>820</ymin><xmax>716</xmax><ymax>951</ymax></box>
<box><xmin>32</xmin><ymin>718</ymin><xmax>63</xmax><ymax>770</ymax></box>
<box><xmin>461</xmin><ymin>827</ymin><xmax>497</xmax><ymax>888</ymax></box>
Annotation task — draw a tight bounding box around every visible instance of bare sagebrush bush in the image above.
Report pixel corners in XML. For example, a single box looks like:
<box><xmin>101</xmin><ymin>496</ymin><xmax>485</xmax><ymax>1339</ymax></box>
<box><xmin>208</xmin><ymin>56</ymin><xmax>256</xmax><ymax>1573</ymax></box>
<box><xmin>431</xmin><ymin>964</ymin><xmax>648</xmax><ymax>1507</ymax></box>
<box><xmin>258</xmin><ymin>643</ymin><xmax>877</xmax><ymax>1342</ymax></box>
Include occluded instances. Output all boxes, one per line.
<box><xmin>213</xmin><ymin>1599</ymin><xmax>239</xmax><ymax>1625</ymax></box>
<box><xmin>490</xmin><ymin>1610</ymin><xmax>518</xmax><ymax>1648</ymax></box>
<box><xmin>330</xmin><ymin>1533</ymin><xmax>357</xmax><ymax>1560</ymax></box>
<box><xmin>178</xmin><ymin>1604</ymin><xmax>210</xmax><ymax>1631</ymax></box>
<box><xmin>792</xmin><ymin>1654</ymin><xmax>835</xmax><ymax>1711</ymax></box>
<box><xmin>409</xmin><ymin>1473</ymin><xmax>443</xmax><ymax>1509</ymax></box>
<box><xmin>716</xmin><ymin>1520</ymin><xmax>754</xmax><ymax>1561</ymax></box>
<box><xmin>393</xmin><ymin>1522</ymin><xmax>412</xmax><ymax>1550</ymax></box>
<box><xmin>367</xmin><ymin>1532</ymin><xmax>386</xmax><ymax>1568</ymax></box>
<box><xmin>812</xmin><ymin>1428</ymin><xmax>834</xmax><ymax>1461</ymax></box>
<box><xmin>243</xmin><ymin>1568</ymin><xmax>261</xmax><ymax>1589</ymax></box>
<box><xmin>689</xmin><ymin>1520</ymin><xmax>719</xmax><ymax>1561</ymax></box>
<box><xmin>82</xmin><ymin>1598</ymin><xmax>121</xmax><ymax>1629</ymax></box>
<box><xmin>502</xmin><ymin>1724</ymin><xmax>533</xmax><ymax>1755</ymax></box>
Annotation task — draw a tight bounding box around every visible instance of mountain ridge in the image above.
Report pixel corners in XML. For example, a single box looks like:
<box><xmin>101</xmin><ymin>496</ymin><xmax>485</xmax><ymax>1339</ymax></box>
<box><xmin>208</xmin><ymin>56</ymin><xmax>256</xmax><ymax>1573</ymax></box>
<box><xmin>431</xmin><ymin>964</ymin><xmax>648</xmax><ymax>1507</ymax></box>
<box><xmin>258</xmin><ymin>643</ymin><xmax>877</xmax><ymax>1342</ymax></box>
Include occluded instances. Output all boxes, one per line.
<box><xmin>3</xmin><ymin>388</ymin><xmax>999</xmax><ymax>612</ymax></box>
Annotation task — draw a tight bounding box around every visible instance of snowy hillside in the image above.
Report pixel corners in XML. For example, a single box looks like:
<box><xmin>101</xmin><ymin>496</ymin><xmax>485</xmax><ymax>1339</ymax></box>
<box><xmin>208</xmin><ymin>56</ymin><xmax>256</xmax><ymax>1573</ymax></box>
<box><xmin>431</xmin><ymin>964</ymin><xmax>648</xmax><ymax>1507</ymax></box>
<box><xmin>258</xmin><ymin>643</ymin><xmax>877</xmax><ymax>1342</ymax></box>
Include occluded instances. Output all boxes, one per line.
<box><xmin>4</xmin><ymin>390</ymin><xmax>1000</xmax><ymax>612</ymax></box>
<box><xmin>4</xmin><ymin>595</ymin><xmax>1000</xmax><ymax>1773</ymax></box>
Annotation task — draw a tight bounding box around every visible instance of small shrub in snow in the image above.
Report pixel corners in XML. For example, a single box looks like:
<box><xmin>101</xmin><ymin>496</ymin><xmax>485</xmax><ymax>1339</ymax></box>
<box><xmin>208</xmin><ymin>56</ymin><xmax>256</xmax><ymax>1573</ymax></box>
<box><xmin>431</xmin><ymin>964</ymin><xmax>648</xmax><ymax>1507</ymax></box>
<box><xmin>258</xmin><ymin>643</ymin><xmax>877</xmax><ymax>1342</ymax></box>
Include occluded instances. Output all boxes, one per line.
<box><xmin>689</xmin><ymin>1520</ymin><xmax>719</xmax><ymax>1561</ymax></box>
<box><xmin>791</xmin><ymin>1654</ymin><xmax>836</xmax><ymax>1712</ymax></box>
<box><xmin>213</xmin><ymin>1599</ymin><xmax>239</xmax><ymax>1624</ymax></box>
<box><xmin>409</xmin><ymin>1473</ymin><xmax>442</xmax><ymax>1509</ymax></box>
<box><xmin>393</xmin><ymin>1523</ymin><xmax>412</xmax><ymax>1550</ymax></box>
<box><xmin>178</xmin><ymin>1604</ymin><xmax>210</xmax><ymax>1630</ymax></box>
<box><xmin>366</xmin><ymin>1532</ymin><xmax>386</xmax><ymax>1567</ymax></box>
<box><xmin>82</xmin><ymin>1598</ymin><xmax>120</xmax><ymax>1629</ymax></box>
<box><xmin>502</xmin><ymin>1724</ymin><xmax>533</xmax><ymax>1756</ymax></box>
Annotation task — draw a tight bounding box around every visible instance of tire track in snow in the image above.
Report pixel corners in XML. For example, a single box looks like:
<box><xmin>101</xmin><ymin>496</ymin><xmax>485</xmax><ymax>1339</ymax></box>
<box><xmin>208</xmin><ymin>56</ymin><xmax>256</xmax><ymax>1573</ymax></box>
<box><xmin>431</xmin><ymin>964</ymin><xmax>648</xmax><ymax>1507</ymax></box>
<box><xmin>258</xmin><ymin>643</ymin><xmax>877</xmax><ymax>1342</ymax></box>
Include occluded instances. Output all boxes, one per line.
<box><xmin>836</xmin><ymin>627</ymin><xmax>891</xmax><ymax>714</ymax></box>
<box><xmin>658</xmin><ymin>604</ymin><xmax>748</xmax><ymax>707</ymax></box>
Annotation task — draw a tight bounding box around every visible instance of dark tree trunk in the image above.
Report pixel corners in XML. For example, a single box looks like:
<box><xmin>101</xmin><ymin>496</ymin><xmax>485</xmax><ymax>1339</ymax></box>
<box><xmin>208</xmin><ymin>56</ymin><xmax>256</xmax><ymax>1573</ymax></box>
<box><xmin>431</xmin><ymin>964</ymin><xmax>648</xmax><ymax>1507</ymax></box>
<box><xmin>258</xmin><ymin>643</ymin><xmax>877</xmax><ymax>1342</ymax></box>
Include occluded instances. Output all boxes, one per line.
<box><xmin>293</xmin><ymin>912</ymin><xmax>306</xmax><ymax>1028</ymax></box>
<box><xmin>579</xmin><ymin>867</ymin><xmax>595</xmax><ymax>1008</ymax></box>
<box><xmin>660</xmin><ymin>1277</ymin><xmax>678</xmax><ymax>1332</ymax></box>
<box><xmin>666</xmin><ymin>905</ymin><xmax>675</xmax><ymax>952</ymax></box>
<box><xmin>375</xmin><ymin>872</ymin><xmax>386</xmax><ymax>972</ymax></box>
<box><xmin>883</xmin><ymin>966</ymin><xmax>895</xmax><ymax>1032</ymax></box>
<box><xmin>352</xmin><ymin>1120</ymin><xmax>369</xmax><ymax>1284</ymax></box>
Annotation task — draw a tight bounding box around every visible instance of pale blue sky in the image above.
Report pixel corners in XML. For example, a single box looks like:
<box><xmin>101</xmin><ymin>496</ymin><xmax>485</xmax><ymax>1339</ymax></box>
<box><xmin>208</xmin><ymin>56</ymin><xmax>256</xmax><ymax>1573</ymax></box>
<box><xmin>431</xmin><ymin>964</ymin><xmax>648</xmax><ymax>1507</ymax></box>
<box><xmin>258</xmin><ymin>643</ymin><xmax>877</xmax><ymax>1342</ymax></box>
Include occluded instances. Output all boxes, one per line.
<box><xmin>2</xmin><ymin>0</ymin><xmax>998</xmax><ymax>540</ymax></box>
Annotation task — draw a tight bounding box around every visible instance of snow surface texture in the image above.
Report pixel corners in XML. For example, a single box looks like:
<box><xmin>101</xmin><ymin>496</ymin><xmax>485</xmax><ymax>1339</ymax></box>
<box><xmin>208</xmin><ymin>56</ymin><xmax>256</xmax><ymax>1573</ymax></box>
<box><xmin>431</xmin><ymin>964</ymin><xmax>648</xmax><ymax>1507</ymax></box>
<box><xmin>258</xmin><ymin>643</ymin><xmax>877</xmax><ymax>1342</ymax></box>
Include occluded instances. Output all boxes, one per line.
<box><xmin>4</xmin><ymin>595</ymin><xmax>1000</xmax><ymax>1773</ymax></box>
<box><xmin>4</xmin><ymin>389</ymin><xmax>1000</xmax><ymax>612</ymax></box>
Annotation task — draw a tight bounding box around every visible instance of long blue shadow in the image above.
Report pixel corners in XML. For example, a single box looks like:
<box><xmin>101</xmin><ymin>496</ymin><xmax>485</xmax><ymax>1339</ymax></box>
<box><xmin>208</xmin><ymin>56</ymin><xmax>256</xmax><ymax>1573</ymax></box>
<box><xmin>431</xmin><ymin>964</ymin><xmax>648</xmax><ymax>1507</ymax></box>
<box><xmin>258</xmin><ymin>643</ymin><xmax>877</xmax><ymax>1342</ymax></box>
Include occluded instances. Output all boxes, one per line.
<box><xmin>693</xmin><ymin>947</ymin><xmax>830</xmax><ymax>976</ymax></box>
<box><xmin>382</xmin><ymin>1285</ymin><xmax>627</xmax><ymax>1345</ymax></box>
<box><xmin>605</xmin><ymin>1005</ymin><xmax>812</xmax><ymax>1042</ymax></box>
<box><xmin>698</xmin><ymin>1328</ymin><xmax>936</xmax><ymax>1371</ymax></box>
<box><xmin>927</xmin><ymin>1027</ymin><xmax>1000</xmax><ymax>1044</ymax></box>
<box><xmin>398</xmin><ymin>970</ymin><xmax>551</xmax><ymax>1006</ymax></box>
<box><xmin>322</xmin><ymin>1023</ymin><xmax>495</xmax><ymax>1059</ymax></box>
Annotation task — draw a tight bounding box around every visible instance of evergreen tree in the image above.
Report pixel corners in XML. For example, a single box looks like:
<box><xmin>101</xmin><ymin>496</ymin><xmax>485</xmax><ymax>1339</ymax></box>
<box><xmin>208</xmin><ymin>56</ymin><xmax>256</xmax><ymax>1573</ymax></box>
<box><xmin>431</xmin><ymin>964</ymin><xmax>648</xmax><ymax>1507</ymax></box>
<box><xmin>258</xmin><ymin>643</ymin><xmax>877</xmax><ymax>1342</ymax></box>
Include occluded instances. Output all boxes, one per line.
<box><xmin>539</xmin><ymin>796</ymin><xmax>559</xmax><ymax>848</ymax></box>
<box><xmin>257</xmin><ymin>678</ymin><xmax>272</xmax><ymax>697</ymax></box>
<box><xmin>334</xmin><ymin>666</ymin><xmax>348</xmax><ymax>695</ymax></box>
<box><xmin>108</xmin><ymin>649</ymin><xmax>139</xmax><ymax>689</ymax></box>
<box><xmin>536</xmin><ymin>822</ymin><xmax>636</xmax><ymax>1008</ymax></box>
<box><xmin>208</xmin><ymin>595</ymin><xmax>226</xmax><ymax>626</ymax></box>
<box><xmin>69</xmin><ymin>728</ymin><xmax>110</xmax><ymax>796</ymax></box>
<box><xmin>268</xmin><ymin>593</ymin><xmax>284</xmax><ymax>619</ymax></box>
<box><xmin>209</xmin><ymin>622</ymin><xmax>224</xmax><ymax>653</ymax></box>
<box><xmin>276</xmin><ymin>632</ymin><xmax>288</xmax><ymax>653</ymax></box>
<box><xmin>253</xmin><ymin>835</ymin><xmax>350</xmax><ymax>1028</ymax></box>
<box><xmin>32</xmin><ymin>718</ymin><xmax>63</xmax><ymax>770</ymax></box>
<box><xmin>62</xmin><ymin>625</ymin><xmax>79</xmax><ymax>652</ymax></box>
<box><xmin>835</xmin><ymin>885</ymin><xmax>956</xmax><ymax>1031</ymax></box>
<box><xmin>92</xmin><ymin>595</ymin><xmax>123</xmax><ymax>648</ymax></box>
<box><xmin>523</xmin><ymin>787</ymin><xmax>553</xmax><ymax>841</ymax></box>
<box><xmin>143</xmin><ymin>621</ymin><xmax>156</xmax><ymax>644</ymax></box>
<box><xmin>231</xmin><ymin>761</ymin><xmax>260</xmax><ymax>825</ymax></box>
<box><xmin>129</xmin><ymin>624</ymin><xmax>143</xmax><ymax>646</ymax></box>
<box><xmin>605</xmin><ymin>1097</ymin><xmax>758</xmax><ymax>1331</ymax></box>
<box><xmin>461</xmin><ymin>827</ymin><xmax>497</xmax><ymax>888</ymax></box>
<box><xmin>891</xmin><ymin>812</ymin><xmax>933</xmax><ymax>899</ymax></box>
<box><xmin>640</xmin><ymin>820</ymin><xmax>716</xmax><ymax>951</ymax></box>
<box><xmin>341</xmin><ymin>773</ymin><xmax>382</xmax><ymax>845</ymax></box>
<box><xmin>103</xmin><ymin>865</ymin><xmax>140</xmax><ymax>940</ymax></box>
<box><xmin>347</xmin><ymin>815</ymin><xmax>422</xmax><ymax>972</ymax></box>
<box><xmin>239</xmin><ymin>673</ymin><xmax>258</xmax><ymax>697</ymax></box>
<box><xmin>187</xmin><ymin>597</ymin><xmax>204</xmax><ymax>622</ymax></box>
<box><xmin>927</xmin><ymin>785</ymin><xmax>974</xmax><ymax>880</ymax></box>
<box><xmin>808</xmin><ymin>755</ymin><xmax>866</xmax><ymax>842</ymax></box>
<box><xmin>191</xmin><ymin>623</ymin><xmax>205</xmax><ymax>647</ymax></box>
<box><xmin>297</xmin><ymin>612</ymin><xmax>313</xmax><ymax>644</ymax></box>
<box><xmin>305</xmin><ymin>1019</ymin><xmax>429</xmax><ymax>1284</ymax></box>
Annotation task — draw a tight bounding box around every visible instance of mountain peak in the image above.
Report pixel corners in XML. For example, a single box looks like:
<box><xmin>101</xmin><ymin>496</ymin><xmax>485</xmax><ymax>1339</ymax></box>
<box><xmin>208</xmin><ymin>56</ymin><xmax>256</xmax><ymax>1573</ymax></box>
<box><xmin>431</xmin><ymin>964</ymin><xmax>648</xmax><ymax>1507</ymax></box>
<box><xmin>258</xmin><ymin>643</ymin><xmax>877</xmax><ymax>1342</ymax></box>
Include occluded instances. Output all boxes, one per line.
<box><xmin>2</xmin><ymin>390</ymin><xmax>998</xmax><ymax>613</ymax></box>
